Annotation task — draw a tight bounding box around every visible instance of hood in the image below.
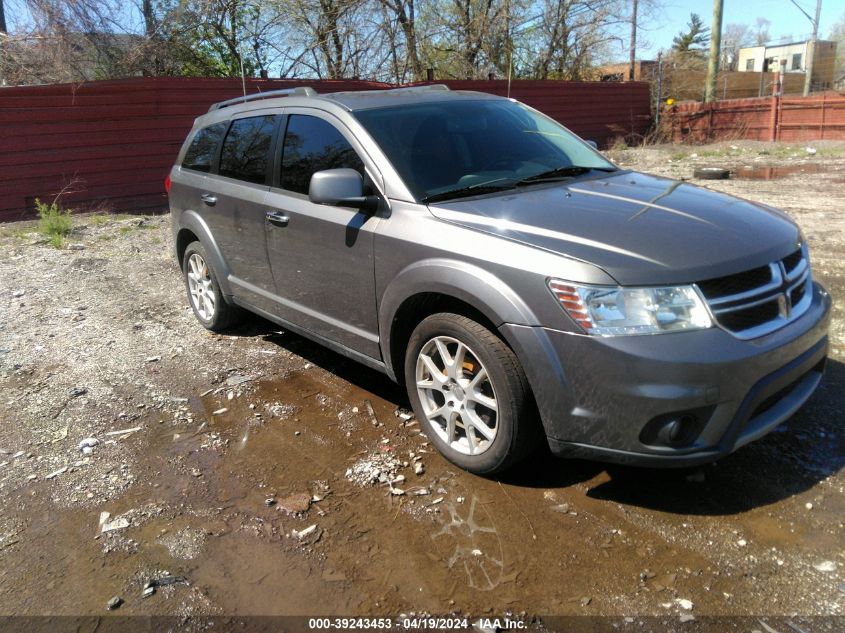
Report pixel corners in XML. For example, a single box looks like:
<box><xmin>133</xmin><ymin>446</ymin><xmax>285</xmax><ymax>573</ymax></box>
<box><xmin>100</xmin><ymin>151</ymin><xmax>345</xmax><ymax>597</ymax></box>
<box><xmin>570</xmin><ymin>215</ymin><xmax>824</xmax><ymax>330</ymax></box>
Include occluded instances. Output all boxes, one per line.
<box><xmin>428</xmin><ymin>171</ymin><xmax>801</xmax><ymax>285</ymax></box>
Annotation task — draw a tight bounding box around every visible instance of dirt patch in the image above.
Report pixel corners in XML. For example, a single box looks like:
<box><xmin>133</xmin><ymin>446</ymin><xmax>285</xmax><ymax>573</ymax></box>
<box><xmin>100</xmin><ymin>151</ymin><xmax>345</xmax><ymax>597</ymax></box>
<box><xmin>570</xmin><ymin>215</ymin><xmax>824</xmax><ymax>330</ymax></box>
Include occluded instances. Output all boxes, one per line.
<box><xmin>0</xmin><ymin>144</ymin><xmax>843</xmax><ymax>623</ymax></box>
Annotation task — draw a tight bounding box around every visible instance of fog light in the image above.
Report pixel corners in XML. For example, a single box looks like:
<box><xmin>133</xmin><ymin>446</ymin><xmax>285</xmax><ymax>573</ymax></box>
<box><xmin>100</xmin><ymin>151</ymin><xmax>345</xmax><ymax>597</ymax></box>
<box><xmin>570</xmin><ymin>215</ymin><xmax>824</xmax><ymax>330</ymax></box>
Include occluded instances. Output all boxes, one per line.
<box><xmin>640</xmin><ymin>408</ymin><xmax>713</xmax><ymax>448</ymax></box>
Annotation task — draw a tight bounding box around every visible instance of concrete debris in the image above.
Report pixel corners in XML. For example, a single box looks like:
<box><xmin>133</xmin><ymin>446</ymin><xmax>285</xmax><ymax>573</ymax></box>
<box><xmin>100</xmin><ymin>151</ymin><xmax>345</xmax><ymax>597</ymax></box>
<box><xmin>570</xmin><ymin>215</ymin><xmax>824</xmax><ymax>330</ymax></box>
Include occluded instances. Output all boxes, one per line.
<box><xmin>142</xmin><ymin>585</ymin><xmax>155</xmax><ymax>598</ymax></box>
<box><xmin>278</xmin><ymin>493</ymin><xmax>311</xmax><ymax>514</ymax></box>
<box><xmin>105</xmin><ymin>427</ymin><xmax>142</xmax><ymax>437</ymax></box>
<box><xmin>389</xmin><ymin>486</ymin><xmax>405</xmax><ymax>496</ymax></box>
<box><xmin>45</xmin><ymin>466</ymin><xmax>68</xmax><ymax>480</ymax></box>
<box><xmin>394</xmin><ymin>407</ymin><xmax>414</xmax><ymax>421</ymax></box>
<box><xmin>293</xmin><ymin>524</ymin><xmax>318</xmax><ymax>540</ymax></box>
<box><xmin>364</xmin><ymin>400</ymin><xmax>380</xmax><ymax>426</ymax></box>
<box><xmin>100</xmin><ymin>512</ymin><xmax>130</xmax><ymax>533</ymax></box>
<box><xmin>346</xmin><ymin>451</ymin><xmax>402</xmax><ymax>487</ymax></box>
<box><xmin>265</xmin><ymin>497</ymin><xmax>276</xmax><ymax>506</ymax></box>
<box><xmin>813</xmin><ymin>561</ymin><xmax>836</xmax><ymax>572</ymax></box>
<box><xmin>414</xmin><ymin>462</ymin><xmax>425</xmax><ymax>476</ymax></box>
<box><xmin>211</xmin><ymin>408</ymin><xmax>228</xmax><ymax>416</ymax></box>
<box><xmin>675</xmin><ymin>598</ymin><xmax>694</xmax><ymax>610</ymax></box>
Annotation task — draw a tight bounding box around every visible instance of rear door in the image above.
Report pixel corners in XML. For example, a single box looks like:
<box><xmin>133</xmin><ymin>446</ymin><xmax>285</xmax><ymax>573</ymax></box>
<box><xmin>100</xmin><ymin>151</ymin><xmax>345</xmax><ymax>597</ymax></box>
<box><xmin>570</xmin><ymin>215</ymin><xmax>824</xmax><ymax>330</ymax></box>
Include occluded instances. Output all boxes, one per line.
<box><xmin>201</xmin><ymin>111</ymin><xmax>281</xmax><ymax>311</ymax></box>
<box><xmin>264</xmin><ymin>110</ymin><xmax>382</xmax><ymax>358</ymax></box>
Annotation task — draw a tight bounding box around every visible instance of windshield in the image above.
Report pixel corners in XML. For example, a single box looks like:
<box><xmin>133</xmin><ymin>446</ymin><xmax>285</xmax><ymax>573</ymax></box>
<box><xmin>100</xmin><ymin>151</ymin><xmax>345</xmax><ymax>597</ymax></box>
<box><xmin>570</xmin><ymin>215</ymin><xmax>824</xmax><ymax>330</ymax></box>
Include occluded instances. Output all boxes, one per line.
<box><xmin>353</xmin><ymin>99</ymin><xmax>616</xmax><ymax>202</ymax></box>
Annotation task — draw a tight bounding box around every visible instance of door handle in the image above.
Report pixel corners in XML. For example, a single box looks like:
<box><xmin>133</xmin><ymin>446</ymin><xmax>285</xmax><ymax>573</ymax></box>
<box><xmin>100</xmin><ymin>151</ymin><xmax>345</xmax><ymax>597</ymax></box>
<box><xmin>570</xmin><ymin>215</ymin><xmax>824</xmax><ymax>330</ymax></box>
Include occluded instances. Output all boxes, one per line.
<box><xmin>200</xmin><ymin>194</ymin><xmax>217</xmax><ymax>206</ymax></box>
<box><xmin>265</xmin><ymin>211</ymin><xmax>290</xmax><ymax>227</ymax></box>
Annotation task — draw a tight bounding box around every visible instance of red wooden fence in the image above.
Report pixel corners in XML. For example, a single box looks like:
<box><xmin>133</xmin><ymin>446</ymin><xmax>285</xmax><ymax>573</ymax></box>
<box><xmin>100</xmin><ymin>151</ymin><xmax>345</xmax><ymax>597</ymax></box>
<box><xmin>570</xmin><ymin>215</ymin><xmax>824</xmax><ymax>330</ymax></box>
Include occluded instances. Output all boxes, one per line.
<box><xmin>662</xmin><ymin>93</ymin><xmax>845</xmax><ymax>144</ymax></box>
<box><xmin>0</xmin><ymin>76</ymin><xmax>651</xmax><ymax>221</ymax></box>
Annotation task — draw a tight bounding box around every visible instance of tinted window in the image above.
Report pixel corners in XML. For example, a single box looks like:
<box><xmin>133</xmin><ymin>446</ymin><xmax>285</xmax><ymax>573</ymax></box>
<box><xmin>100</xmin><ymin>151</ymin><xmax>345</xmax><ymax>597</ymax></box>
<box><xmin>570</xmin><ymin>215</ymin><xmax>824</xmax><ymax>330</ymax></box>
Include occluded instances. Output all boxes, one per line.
<box><xmin>281</xmin><ymin>115</ymin><xmax>364</xmax><ymax>194</ymax></box>
<box><xmin>219</xmin><ymin>115</ymin><xmax>277</xmax><ymax>184</ymax></box>
<box><xmin>354</xmin><ymin>100</ymin><xmax>615</xmax><ymax>200</ymax></box>
<box><xmin>182</xmin><ymin>123</ymin><xmax>227</xmax><ymax>173</ymax></box>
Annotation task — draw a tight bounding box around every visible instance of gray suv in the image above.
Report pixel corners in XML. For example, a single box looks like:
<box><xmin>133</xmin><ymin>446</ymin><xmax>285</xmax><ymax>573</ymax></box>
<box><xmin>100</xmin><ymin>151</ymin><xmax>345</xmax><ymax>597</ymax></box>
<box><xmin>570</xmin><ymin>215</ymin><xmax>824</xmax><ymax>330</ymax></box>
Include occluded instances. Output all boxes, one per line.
<box><xmin>167</xmin><ymin>85</ymin><xmax>831</xmax><ymax>474</ymax></box>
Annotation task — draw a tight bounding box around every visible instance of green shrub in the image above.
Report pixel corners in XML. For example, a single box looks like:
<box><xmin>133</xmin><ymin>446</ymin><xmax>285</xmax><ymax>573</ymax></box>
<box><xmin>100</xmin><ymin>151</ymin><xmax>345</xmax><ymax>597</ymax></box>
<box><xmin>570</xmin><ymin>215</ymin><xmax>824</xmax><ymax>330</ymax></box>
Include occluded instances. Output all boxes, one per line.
<box><xmin>36</xmin><ymin>198</ymin><xmax>73</xmax><ymax>248</ymax></box>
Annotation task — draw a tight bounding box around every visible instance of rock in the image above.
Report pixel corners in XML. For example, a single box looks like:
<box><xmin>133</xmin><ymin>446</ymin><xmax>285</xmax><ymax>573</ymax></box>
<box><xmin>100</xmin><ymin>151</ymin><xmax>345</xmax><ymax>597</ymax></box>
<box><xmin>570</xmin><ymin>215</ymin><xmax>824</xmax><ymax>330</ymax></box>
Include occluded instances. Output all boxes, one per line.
<box><xmin>580</xmin><ymin>596</ymin><xmax>591</xmax><ymax>606</ymax></box>
<box><xmin>79</xmin><ymin>438</ymin><xmax>100</xmax><ymax>453</ymax></box>
<box><xmin>278</xmin><ymin>492</ymin><xmax>311</xmax><ymax>514</ymax></box>
<box><xmin>679</xmin><ymin>614</ymin><xmax>695</xmax><ymax>623</ymax></box>
<box><xmin>265</xmin><ymin>497</ymin><xmax>276</xmax><ymax>506</ymax></box>
<box><xmin>145</xmin><ymin>356</ymin><xmax>161</xmax><ymax>363</ymax></box>
<box><xmin>838</xmin><ymin>582</ymin><xmax>845</xmax><ymax>594</ymax></box>
<box><xmin>737</xmin><ymin>539</ymin><xmax>747</xmax><ymax>547</ymax></box>
<box><xmin>150</xmin><ymin>575</ymin><xmax>189</xmax><ymax>587</ymax></box>
<box><xmin>805</xmin><ymin>147</ymin><xmax>817</xmax><ymax>155</ymax></box>
<box><xmin>190</xmin><ymin>468</ymin><xmax>202</xmax><ymax>478</ymax></box>
<box><xmin>101</xmin><ymin>517</ymin><xmax>130</xmax><ymax>533</ymax></box>
<box><xmin>225</xmin><ymin>374</ymin><xmax>251</xmax><ymax>387</ymax></box>
<box><xmin>414</xmin><ymin>462</ymin><xmax>425</xmax><ymax>476</ymax></box>
<box><xmin>211</xmin><ymin>408</ymin><xmax>228</xmax><ymax>416</ymax></box>
<box><xmin>551</xmin><ymin>503</ymin><xmax>570</xmax><ymax>514</ymax></box>
<box><xmin>68</xmin><ymin>243</ymin><xmax>86</xmax><ymax>250</ymax></box>
<box><xmin>805</xmin><ymin>502</ymin><xmax>813</xmax><ymax>510</ymax></box>
<box><xmin>106</xmin><ymin>596</ymin><xmax>123</xmax><ymax>610</ymax></box>
<box><xmin>12</xmin><ymin>290</ymin><xmax>25</xmax><ymax>298</ymax></box>
<box><xmin>69</xmin><ymin>387</ymin><xmax>88</xmax><ymax>398</ymax></box>
<box><xmin>675</xmin><ymin>598</ymin><xmax>694</xmax><ymax>610</ymax></box>
<box><xmin>389</xmin><ymin>486</ymin><xmax>405</xmax><ymax>496</ymax></box>
<box><xmin>814</xmin><ymin>561</ymin><xmax>836</xmax><ymax>572</ymax></box>
<box><xmin>142</xmin><ymin>585</ymin><xmax>155</xmax><ymax>598</ymax></box>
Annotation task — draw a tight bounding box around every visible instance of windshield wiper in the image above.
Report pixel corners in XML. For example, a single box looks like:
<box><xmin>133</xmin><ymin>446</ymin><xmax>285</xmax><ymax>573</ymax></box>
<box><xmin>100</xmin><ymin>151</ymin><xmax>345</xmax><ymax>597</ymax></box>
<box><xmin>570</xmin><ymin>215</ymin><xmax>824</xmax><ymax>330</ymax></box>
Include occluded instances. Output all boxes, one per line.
<box><xmin>421</xmin><ymin>178</ymin><xmax>517</xmax><ymax>203</ymax></box>
<box><xmin>517</xmin><ymin>165</ymin><xmax>617</xmax><ymax>185</ymax></box>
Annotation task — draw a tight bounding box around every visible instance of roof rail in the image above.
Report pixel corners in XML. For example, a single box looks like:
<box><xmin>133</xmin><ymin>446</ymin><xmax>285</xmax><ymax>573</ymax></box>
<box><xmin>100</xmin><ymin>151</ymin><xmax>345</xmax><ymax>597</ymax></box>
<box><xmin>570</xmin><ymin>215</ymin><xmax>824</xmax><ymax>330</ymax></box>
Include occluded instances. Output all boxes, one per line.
<box><xmin>209</xmin><ymin>86</ymin><xmax>317</xmax><ymax>111</ymax></box>
<box><xmin>380</xmin><ymin>84</ymin><xmax>450</xmax><ymax>94</ymax></box>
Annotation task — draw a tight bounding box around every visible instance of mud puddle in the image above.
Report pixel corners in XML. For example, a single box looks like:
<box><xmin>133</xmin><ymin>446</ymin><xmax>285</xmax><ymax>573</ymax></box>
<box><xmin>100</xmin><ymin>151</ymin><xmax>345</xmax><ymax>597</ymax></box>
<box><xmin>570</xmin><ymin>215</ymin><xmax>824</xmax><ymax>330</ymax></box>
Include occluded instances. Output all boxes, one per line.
<box><xmin>731</xmin><ymin>164</ymin><xmax>835</xmax><ymax>179</ymax></box>
<box><xmin>1</xmin><ymin>342</ymin><xmax>843</xmax><ymax>619</ymax></box>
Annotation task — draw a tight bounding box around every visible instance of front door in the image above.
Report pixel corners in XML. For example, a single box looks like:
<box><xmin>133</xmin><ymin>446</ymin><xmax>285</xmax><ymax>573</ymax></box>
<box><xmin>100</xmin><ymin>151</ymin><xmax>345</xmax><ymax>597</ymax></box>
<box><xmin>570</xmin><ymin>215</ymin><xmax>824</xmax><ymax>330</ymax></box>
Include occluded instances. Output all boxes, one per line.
<box><xmin>264</xmin><ymin>111</ymin><xmax>381</xmax><ymax>358</ymax></box>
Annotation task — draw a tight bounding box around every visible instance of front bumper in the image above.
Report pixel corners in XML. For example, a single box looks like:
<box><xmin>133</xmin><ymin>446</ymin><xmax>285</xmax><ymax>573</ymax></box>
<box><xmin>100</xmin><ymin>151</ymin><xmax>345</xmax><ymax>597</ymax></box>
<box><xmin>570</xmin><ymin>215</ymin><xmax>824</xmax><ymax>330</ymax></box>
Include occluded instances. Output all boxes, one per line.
<box><xmin>502</xmin><ymin>281</ymin><xmax>832</xmax><ymax>467</ymax></box>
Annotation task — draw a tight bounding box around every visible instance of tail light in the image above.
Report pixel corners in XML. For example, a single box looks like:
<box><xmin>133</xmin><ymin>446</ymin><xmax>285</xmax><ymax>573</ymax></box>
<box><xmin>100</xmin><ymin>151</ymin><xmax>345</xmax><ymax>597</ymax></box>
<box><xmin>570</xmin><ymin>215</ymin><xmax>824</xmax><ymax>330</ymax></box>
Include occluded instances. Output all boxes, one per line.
<box><xmin>164</xmin><ymin>175</ymin><xmax>172</xmax><ymax>194</ymax></box>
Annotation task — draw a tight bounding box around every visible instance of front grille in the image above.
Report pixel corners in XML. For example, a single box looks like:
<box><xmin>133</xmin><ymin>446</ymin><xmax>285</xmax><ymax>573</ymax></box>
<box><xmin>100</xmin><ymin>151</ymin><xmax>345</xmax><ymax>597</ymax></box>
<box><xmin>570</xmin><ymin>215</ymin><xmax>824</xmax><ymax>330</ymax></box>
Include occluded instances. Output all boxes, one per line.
<box><xmin>696</xmin><ymin>246</ymin><xmax>811</xmax><ymax>339</ymax></box>
<box><xmin>697</xmin><ymin>265</ymin><xmax>772</xmax><ymax>299</ymax></box>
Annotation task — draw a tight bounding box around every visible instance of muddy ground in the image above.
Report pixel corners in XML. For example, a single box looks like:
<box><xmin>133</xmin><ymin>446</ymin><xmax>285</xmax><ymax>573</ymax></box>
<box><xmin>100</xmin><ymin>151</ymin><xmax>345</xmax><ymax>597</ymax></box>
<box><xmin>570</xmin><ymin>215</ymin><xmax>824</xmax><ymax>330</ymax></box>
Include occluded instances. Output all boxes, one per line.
<box><xmin>0</xmin><ymin>141</ymin><xmax>843</xmax><ymax>630</ymax></box>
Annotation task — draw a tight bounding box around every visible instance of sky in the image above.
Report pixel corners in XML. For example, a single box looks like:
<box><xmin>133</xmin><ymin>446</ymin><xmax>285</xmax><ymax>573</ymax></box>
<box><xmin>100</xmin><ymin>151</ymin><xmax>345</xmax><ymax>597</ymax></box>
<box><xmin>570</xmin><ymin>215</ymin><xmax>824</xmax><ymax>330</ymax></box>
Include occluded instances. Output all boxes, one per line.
<box><xmin>633</xmin><ymin>0</ymin><xmax>845</xmax><ymax>59</ymax></box>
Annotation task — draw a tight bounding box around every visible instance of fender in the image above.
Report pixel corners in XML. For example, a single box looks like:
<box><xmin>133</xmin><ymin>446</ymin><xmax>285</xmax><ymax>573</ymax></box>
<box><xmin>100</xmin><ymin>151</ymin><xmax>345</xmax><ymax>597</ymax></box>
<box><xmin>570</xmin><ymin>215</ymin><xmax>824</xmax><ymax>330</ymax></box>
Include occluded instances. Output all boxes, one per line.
<box><xmin>378</xmin><ymin>258</ymin><xmax>541</xmax><ymax>379</ymax></box>
<box><xmin>175</xmin><ymin>209</ymin><xmax>234</xmax><ymax>297</ymax></box>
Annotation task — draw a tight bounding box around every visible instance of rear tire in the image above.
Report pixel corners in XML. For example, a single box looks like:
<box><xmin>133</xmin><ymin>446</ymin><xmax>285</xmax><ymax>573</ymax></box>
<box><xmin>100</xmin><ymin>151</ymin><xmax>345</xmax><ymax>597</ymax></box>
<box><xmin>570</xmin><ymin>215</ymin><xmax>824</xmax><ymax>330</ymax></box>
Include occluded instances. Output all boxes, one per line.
<box><xmin>182</xmin><ymin>241</ymin><xmax>242</xmax><ymax>332</ymax></box>
<box><xmin>404</xmin><ymin>312</ymin><xmax>538</xmax><ymax>475</ymax></box>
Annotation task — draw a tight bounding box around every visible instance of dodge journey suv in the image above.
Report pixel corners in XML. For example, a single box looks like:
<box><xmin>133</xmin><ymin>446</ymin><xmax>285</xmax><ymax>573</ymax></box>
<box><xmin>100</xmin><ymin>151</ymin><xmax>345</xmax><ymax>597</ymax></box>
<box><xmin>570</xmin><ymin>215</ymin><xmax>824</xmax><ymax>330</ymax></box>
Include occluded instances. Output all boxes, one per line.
<box><xmin>167</xmin><ymin>85</ymin><xmax>831</xmax><ymax>474</ymax></box>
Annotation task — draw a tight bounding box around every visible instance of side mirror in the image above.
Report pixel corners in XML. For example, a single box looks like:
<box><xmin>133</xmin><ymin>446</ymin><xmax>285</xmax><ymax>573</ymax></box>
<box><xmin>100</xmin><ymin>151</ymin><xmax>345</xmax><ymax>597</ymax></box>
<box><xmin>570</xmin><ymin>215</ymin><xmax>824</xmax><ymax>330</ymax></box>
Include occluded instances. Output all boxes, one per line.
<box><xmin>585</xmin><ymin>140</ymin><xmax>598</xmax><ymax>150</ymax></box>
<box><xmin>308</xmin><ymin>168</ymin><xmax>378</xmax><ymax>212</ymax></box>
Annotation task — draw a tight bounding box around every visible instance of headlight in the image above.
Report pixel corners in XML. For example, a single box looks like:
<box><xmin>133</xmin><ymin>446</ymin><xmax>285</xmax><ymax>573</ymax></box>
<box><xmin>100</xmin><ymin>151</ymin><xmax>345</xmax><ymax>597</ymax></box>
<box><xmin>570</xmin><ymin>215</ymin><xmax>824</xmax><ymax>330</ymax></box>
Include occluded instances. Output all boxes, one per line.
<box><xmin>548</xmin><ymin>280</ymin><xmax>712</xmax><ymax>336</ymax></box>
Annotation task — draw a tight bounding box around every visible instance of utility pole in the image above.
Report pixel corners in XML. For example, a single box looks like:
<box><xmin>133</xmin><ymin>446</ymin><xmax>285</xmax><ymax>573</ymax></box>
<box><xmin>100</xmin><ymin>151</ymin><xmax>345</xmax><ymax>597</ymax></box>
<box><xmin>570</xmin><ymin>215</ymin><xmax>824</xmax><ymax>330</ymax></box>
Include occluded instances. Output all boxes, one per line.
<box><xmin>629</xmin><ymin>0</ymin><xmax>638</xmax><ymax>81</ymax></box>
<box><xmin>803</xmin><ymin>0</ymin><xmax>822</xmax><ymax>96</ymax></box>
<box><xmin>704</xmin><ymin>0</ymin><xmax>724</xmax><ymax>102</ymax></box>
<box><xmin>0</xmin><ymin>0</ymin><xmax>7</xmax><ymax>35</ymax></box>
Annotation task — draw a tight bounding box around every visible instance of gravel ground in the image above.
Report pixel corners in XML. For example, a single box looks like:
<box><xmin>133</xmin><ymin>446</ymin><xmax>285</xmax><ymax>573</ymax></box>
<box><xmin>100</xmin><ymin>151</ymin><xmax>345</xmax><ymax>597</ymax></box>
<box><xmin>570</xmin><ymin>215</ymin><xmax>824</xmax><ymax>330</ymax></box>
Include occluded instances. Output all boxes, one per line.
<box><xmin>0</xmin><ymin>141</ymin><xmax>843</xmax><ymax>630</ymax></box>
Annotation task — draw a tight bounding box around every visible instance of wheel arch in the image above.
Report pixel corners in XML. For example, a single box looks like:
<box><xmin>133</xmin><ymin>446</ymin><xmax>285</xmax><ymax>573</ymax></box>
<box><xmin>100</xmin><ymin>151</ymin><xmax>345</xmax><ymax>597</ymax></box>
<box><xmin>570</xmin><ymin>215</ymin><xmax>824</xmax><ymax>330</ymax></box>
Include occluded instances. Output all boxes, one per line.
<box><xmin>174</xmin><ymin>210</ymin><xmax>233</xmax><ymax>296</ymax></box>
<box><xmin>379</xmin><ymin>259</ymin><xmax>540</xmax><ymax>383</ymax></box>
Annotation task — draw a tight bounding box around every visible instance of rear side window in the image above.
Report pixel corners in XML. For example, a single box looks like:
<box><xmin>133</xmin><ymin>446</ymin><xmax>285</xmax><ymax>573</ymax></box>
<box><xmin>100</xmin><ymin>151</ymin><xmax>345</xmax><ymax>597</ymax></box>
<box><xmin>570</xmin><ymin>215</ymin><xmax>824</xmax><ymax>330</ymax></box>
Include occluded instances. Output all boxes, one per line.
<box><xmin>182</xmin><ymin>122</ymin><xmax>227</xmax><ymax>173</ymax></box>
<box><xmin>219</xmin><ymin>115</ymin><xmax>277</xmax><ymax>184</ymax></box>
<box><xmin>281</xmin><ymin>115</ymin><xmax>364</xmax><ymax>194</ymax></box>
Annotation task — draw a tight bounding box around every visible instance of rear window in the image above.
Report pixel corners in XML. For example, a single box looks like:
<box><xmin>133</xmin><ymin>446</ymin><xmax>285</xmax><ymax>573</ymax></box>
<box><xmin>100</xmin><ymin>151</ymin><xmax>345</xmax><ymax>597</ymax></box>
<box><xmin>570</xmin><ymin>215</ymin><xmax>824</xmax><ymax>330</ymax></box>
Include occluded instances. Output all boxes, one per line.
<box><xmin>182</xmin><ymin>122</ymin><xmax>227</xmax><ymax>173</ymax></box>
<box><xmin>281</xmin><ymin>115</ymin><xmax>364</xmax><ymax>194</ymax></box>
<box><xmin>219</xmin><ymin>115</ymin><xmax>278</xmax><ymax>184</ymax></box>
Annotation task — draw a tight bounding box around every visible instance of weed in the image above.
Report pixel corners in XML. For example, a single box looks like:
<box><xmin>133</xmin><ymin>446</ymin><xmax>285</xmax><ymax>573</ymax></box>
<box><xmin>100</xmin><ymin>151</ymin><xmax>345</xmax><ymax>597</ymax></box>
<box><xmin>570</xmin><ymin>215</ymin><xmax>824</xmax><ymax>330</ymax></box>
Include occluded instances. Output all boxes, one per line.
<box><xmin>36</xmin><ymin>198</ymin><xmax>73</xmax><ymax>248</ymax></box>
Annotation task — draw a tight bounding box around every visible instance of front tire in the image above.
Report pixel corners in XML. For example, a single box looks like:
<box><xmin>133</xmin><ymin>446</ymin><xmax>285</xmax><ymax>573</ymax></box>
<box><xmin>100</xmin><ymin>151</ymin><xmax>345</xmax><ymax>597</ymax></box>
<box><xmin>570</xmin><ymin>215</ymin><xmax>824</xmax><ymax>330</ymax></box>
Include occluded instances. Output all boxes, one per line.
<box><xmin>404</xmin><ymin>313</ymin><xmax>538</xmax><ymax>475</ymax></box>
<box><xmin>182</xmin><ymin>241</ymin><xmax>241</xmax><ymax>332</ymax></box>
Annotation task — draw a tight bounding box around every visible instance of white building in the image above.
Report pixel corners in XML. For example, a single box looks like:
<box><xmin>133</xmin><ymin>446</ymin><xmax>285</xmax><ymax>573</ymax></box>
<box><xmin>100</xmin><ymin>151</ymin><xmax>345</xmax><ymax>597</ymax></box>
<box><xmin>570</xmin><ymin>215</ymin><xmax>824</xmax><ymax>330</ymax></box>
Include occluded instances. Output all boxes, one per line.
<box><xmin>737</xmin><ymin>40</ymin><xmax>837</xmax><ymax>90</ymax></box>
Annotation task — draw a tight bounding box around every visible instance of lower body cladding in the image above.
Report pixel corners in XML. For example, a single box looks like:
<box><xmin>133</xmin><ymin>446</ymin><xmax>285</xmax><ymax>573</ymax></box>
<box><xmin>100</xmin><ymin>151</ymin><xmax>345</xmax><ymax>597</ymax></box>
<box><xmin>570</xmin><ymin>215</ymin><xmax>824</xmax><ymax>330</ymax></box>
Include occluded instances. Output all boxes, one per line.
<box><xmin>503</xmin><ymin>282</ymin><xmax>832</xmax><ymax>467</ymax></box>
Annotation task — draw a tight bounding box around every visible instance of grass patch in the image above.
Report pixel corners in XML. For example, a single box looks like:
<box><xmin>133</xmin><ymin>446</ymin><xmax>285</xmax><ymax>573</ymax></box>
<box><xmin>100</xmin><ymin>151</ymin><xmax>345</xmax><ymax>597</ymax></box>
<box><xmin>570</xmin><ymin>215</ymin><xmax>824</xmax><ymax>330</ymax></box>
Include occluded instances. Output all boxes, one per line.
<box><xmin>36</xmin><ymin>198</ymin><xmax>73</xmax><ymax>248</ymax></box>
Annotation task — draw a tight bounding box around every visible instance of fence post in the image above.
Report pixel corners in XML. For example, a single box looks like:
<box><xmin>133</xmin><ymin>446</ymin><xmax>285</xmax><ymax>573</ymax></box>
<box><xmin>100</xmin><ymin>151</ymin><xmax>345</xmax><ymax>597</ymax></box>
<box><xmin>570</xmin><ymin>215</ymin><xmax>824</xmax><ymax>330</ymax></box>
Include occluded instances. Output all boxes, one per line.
<box><xmin>769</xmin><ymin>96</ymin><xmax>779</xmax><ymax>142</ymax></box>
<box><xmin>819</xmin><ymin>94</ymin><xmax>826</xmax><ymax>140</ymax></box>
